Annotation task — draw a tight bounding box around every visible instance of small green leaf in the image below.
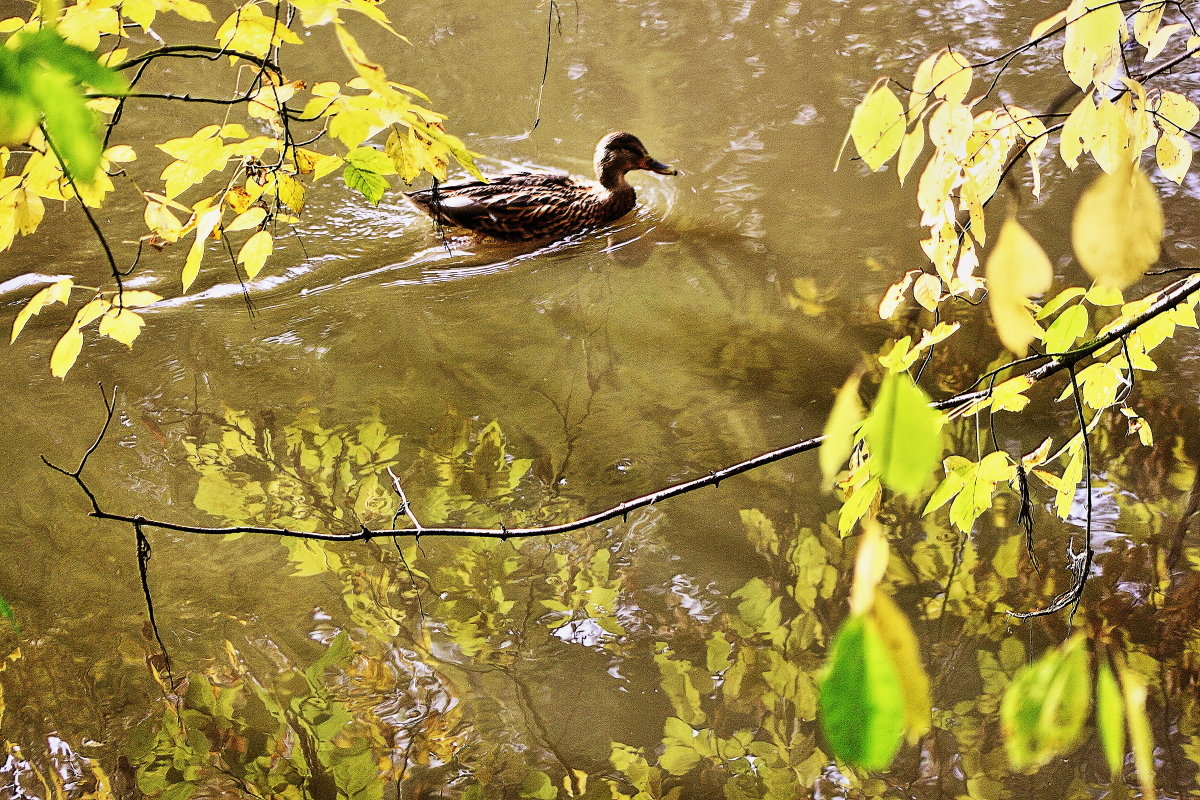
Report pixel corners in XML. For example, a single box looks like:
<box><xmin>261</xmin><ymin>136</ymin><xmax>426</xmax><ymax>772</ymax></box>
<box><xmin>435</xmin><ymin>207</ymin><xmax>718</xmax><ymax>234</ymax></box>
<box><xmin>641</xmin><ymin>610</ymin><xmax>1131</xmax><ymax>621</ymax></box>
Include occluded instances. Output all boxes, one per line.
<box><xmin>1042</xmin><ymin>303</ymin><xmax>1088</xmax><ymax>354</ymax></box>
<box><xmin>343</xmin><ymin>163</ymin><xmax>389</xmax><ymax>205</ymax></box>
<box><xmin>1096</xmin><ymin>660</ymin><xmax>1125</xmax><ymax>776</ymax></box>
<box><xmin>518</xmin><ymin>770</ymin><xmax>557</xmax><ymax>800</ymax></box>
<box><xmin>819</xmin><ymin>614</ymin><xmax>905</xmax><ymax>770</ymax></box>
<box><xmin>29</xmin><ymin>67</ymin><xmax>100</xmax><ymax>180</ymax></box>
<box><xmin>862</xmin><ymin>372</ymin><xmax>944</xmax><ymax>496</ymax></box>
<box><xmin>659</xmin><ymin>744</ymin><xmax>701</xmax><ymax>776</ymax></box>
<box><xmin>345</xmin><ymin>145</ymin><xmax>396</xmax><ymax>174</ymax></box>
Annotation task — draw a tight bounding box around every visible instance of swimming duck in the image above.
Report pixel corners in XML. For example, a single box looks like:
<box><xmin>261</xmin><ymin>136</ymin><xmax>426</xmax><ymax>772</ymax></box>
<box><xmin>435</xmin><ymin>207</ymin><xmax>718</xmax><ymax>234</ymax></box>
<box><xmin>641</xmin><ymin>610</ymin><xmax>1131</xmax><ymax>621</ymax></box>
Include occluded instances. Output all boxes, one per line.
<box><xmin>404</xmin><ymin>132</ymin><xmax>678</xmax><ymax>241</ymax></box>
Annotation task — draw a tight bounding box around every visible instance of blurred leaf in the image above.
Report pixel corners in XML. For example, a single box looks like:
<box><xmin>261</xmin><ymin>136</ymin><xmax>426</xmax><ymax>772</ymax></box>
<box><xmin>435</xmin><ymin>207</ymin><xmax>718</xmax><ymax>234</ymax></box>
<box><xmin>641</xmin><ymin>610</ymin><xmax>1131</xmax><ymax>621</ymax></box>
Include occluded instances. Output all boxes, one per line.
<box><xmin>819</xmin><ymin>372</ymin><xmax>864</xmax><ymax>489</ymax></box>
<box><xmin>862</xmin><ymin>372</ymin><xmax>943</xmax><ymax>497</ymax></box>
<box><xmin>1000</xmin><ymin>634</ymin><xmax>1090</xmax><ymax>770</ymax></box>
<box><xmin>1095</xmin><ymin>659</ymin><xmax>1125</xmax><ymax>776</ymax></box>
<box><xmin>1072</xmin><ymin>161</ymin><xmax>1163</xmax><ymax>289</ymax></box>
<box><xmin>1120</xmin><ymin>665</ymin><xmax>1156</xmax><ymax>799</ymax></box>
<box><xmin>986</xmin><ymin>216</ymin><xmax>1052</xmax><ymax>356</ymax></box>
<box><xmin>818</xmin><ymin>614</ymin><xmax>905</xmax><ymax>770</ymax></box>
<box><xmin>871</xmin><ymin>593</ymin><xmax>931</xmax><ymax>742</ymax></box>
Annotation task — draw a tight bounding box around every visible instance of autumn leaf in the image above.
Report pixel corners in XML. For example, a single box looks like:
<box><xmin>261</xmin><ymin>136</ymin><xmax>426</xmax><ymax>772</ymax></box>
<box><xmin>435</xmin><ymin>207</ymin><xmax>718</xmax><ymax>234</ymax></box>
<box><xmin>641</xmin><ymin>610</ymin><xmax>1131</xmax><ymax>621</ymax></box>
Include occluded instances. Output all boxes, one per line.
<box><xmin>1072</xmin><ymin>161</ymin><xmax>1163</xmax><ymax>289</ymax></box>
<box><xmin>985</xmin><ymin>217</ymin><xmax>1052</xmax><ymax>355</ymax></box>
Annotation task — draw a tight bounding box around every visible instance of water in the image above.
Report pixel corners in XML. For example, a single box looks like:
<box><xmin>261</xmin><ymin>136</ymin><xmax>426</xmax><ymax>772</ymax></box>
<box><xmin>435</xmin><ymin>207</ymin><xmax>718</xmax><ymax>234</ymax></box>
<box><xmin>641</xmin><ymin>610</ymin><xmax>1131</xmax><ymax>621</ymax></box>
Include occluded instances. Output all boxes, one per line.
<box><xmin>2</xmin><ymin>0</ymin><xmax>1199</xmax><ymax>798</ymax></box>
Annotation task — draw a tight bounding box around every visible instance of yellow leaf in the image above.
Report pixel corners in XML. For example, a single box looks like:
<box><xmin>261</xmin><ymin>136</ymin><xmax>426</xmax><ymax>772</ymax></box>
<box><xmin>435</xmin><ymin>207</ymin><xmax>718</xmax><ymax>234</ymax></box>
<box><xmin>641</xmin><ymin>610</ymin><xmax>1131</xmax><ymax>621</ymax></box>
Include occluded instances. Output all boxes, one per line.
<box><xmin>1063</xmin><ymin>0</ymin><xmax>1125</xmax><ymax>90</ymax></box>
<box><xmin>237</xmin><ymin>230</ymin><xmax>273</xmax><ymax>279</ymax></box>
<box><xmin>121</xmin><ymin>0</ymin><xmax>155</xmax><ymax>28</ymax></box>
<box><xmin>985</xmin><ymin>217</ymin><xmax>1053</xmax><ymax>356</ymax></box>
<box><xmin>144</xmin><ymin>201</ymin><xmax>183</xmax><ymax>242</ymax></box>
<box><xmin>847</xmin><ymin>80</ymin><xmax>906</xmax><ymax>171</ymax></box>
<box><xmin>13</xmin><ymin>189</ymin><xmax>44</xmax><ymax>235</ymax></box>
<box><xmin>1031</xmin><ymin>10</ymin><xmax>1068</xmax><ymax>41</ymax></box>
<box><xmin>1156</xmin><ymin>90</ymin><xmax>1199</xmax><ymax>133</ymax></box>
<box><xmin>928</xmin><ymin>101</ymin><xmax>974</xmax><ymax>158</ymax></box>
<box><xmin>1089</xmin><ymin>98</ymin><xmax>1131</xmax><ymax>174</ymax></box>
<box><xmin>849</xmin><ymin>518</ymin><xmax>888</xmax><ymax>615</ymax></box>
<box><xmin>1133</xmin><ymin>0</ymin><xmax>1164</xmax><ymax>47</ymax></box>
<box><xmin>1072</xmin><ymin>162</ymin><xmax>1163</xmax><ymax>289</ymax></box>
<box><xmin>913</xmin><ymin>273</ymin><xmax>941</xmax><ymax>311</ymax></box>
<box><xmin>1156</xmin><ymin>133</ymin><xmax>1192</xmax><ymax>184</ymax></box>
<box><xmin>161</xmin><ymin>0</ymin><xmax>213</xmax><ymax>23</ymax></box>
<box><xmin>1146</xmin><ymin>22</ymin><xmax>1184</xmax><ymax>61</ymax></box>
<box><xmin>98</xmin><ymin>308</ymin><xmax>145</xmax><ymax>347</ymax></box>
<box><xmin>182</xmin><ymin>207</ymin><xmax>222</xmax><ymax>291</ymax></box>
<box><xmin>870</xmin><ymin>593</ymin><xmax>931</xmax><ymax>741</ymax></box>
<box><xmin>1060</xmin><ymin>96</ymin><xmax>1096</xmax><ymax>169</ymax></box>
<box><xmin>216</xmin><ymin>5</ymin><xmax>302</xmax><ymax>56</ymax></box>
<box><xmin>11</xmin><ymin>278</ymin><xmax>73</xmax><ymax>343</ymax></box>
<box><xmin>820</xmin><ymin>372</ymin><xmax>864</xmax><ymax>489</ymax></box>
<box><xmin>930</xmin><ymin>50</ymin><xmax>972</xmax><ymax>104</ymax></box>
<box><xmin>897</xmin><ymin>123</ymin><xmax>925</xmax><ymax>185</ymax></box>
<box><xmin>225</xmin><ymin>207</ymin><xmax>267</xmax><ymax>232</ymax></box>
<box><xmin>879</xmin><ymin>270</ymin><xmax>918</xmax><ymax>319</ymax></box>
<box><xmin>276</xmin><ymin>173</ymin><xmax>305</xmax><ymax>212</ymax></box>
<box><xmin>50</xmin><ymin>327</ymin><xmax>84</xmax><ymax>379</ymax></box>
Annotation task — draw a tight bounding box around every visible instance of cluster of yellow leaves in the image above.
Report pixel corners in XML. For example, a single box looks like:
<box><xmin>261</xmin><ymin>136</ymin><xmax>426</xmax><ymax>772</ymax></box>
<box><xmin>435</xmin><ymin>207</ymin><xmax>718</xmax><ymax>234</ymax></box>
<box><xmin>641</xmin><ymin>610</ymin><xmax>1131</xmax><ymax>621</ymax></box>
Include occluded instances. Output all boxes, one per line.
<box><xmin>9</xmin><ymin>278</ymin><xmax>163</xmax><ymax>377</ymax></box>
<box><xmin>856</xmin><ymin>0</ymin><xmax>1198</xmax><ymax>336</ymax></box>
<box><xmin>3</xmin><ymin>0</ymin><xmax>484</xmax><ymax>378</ymax></box>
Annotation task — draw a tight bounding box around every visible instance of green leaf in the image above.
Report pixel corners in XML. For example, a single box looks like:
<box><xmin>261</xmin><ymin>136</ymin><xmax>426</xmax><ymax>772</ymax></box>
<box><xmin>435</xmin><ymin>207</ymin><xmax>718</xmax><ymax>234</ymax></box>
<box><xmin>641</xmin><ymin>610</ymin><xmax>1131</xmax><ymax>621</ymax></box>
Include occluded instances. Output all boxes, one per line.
<box><xmin>0</xmin><ymin>595</ymin><xmax>17</xmax><ymax>633</ymax></box>
<box><xmin>820</xmin><ymin>372</ymin><xmax>864</xmax><ymax>489</ymax></box>
<box><xmin>818</xmin><ymin>614</ymin><xmax>905</xmax><ymax>770</ymax></box>
<box><xmin>1000</xmin><ymin>634</ymin><xmax>1091</xmax><ymax>770</ymax></box>
<box><xmin>28</xmin><ymin>67</ymin><xmax>100</xmax><ymax>180</ymax></box>
<box><xmin>862</xmin><ymin>372</ymin><xmax>944</xmax><ymax>496</ymax></box>
<box><xmin>17</xmin><ymin>29</ymin><xmax>128</xmax><ymax>94</ymax></box>
<box><xmin>343</xmin><ymin>163</ymin><xmax>390</xmax><ymax>205</ymax></box>
<box><xmin>345</xmin><ymin>145</ymin><xmax>396</xmax><ymax>174</ymax></box>
<box><xmin>1041</xmin><ymin>303</ymin><xmax>1088</xmax><ymax>354</ymax></box>
<box><xmin>1095</xmin><ymin>660</ymin><xmax>1125</xmax><ymax>776</ymax></box>
<box><xmin>519</xmin><ymin>770</ymin><xmax>557</xmax><ymax>800</ymax></box>
<box><xmin>1121</xmin><ymin>665</ymin><xmax>1156</xmax><ymax>799</ymax></box>
<box><xmin>303</xmin><ymin>630</ymin><xmax>352</xmax><ymax>684</ymax></box>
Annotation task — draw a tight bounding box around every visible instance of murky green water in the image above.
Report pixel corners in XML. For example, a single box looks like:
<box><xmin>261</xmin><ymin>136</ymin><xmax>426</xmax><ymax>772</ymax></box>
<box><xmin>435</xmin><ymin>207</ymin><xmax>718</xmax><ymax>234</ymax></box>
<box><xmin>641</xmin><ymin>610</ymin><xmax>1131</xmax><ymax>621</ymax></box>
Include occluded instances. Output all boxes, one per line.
<box><xmin>2</xmin><ymin>0</ymin><xmax>1200</xmax><ymax>798</ymax></box>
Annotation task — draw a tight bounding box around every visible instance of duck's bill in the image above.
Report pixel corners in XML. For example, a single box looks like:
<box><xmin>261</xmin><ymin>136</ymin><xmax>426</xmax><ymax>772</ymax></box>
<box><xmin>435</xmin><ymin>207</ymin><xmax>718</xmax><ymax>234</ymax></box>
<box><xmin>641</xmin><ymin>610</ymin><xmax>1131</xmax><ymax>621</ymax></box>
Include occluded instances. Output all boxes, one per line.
<box><xmin>646</xmin><ymin>158</ymin><xmax>680</xmax><ymax>176</ymax></box>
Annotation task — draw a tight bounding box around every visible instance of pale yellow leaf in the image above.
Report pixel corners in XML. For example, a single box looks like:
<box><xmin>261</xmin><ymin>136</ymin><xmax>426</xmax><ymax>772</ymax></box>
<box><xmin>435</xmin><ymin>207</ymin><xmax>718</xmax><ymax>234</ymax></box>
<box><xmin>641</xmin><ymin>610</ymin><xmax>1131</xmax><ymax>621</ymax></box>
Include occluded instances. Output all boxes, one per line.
<box><xmin>913</xmin><ymin>273</ymin><xmax>941</xmax><ymax>311</ymax></box>
<box><xmin>848</xmin><ymin>80</ymin><xmax>906</xmax><ymax>171</ymax></box>
<box><xmin>986</xmin><ymin>217</ymin><xmax>1053</xmax><ymax>355</ymax></box>
<box><xmin>897</xmin><ymin>123</ymin><xmax>925</xmax><ymax>185</ymax></box>
<box><xmin>1063</xmin><ymin>0</ymin><xmax>1126</xmax><ymax>90</ymax></box>
<box><xmin>50</xmin><ymin>327</ymin><xmax>84</xmax><ymax>379</ymax></box>
<box><xmin>237</xmin><ymin>230</ymin><xmax>273</xmax><ymax>279</ymax></box>
<box><xmin>879</xmin><ymin>270</ymin><xmax>919</xmax><ymax>319</ymax></box>
<box><xmin>1089</xmin><ymin>98</ymin><xmax>1132</xmax><ymax>174</ymax></box>
<box><xmin>225</xmin><ymin>207</ymin><xmax>267</xmax><ymax>232</ymax></box>
<box><xmin>11</xmin><ymin>279</ymin><xmax>72</xmax><ymax>343</ymax></box>
<box><xmin>1060</xmin><ymin>96</ymin><xmax>1096</xmax><ymax>169</ymax></box>
<box><xmin>97</xmin><ymin>308</ymin><xmax>145</xmax><ymax>347</ymax></box>
<box><xmin>1133</xmin><ymin>0</ymin><xmax>1164</xmax><ymax>47</ymax></box>
<box><xmin>1072</xmin><ymin>162</ymin><xmax>1163</xmax><ymax>288</ymax></box>
<box><xmin>182</xmin><ymin>207</ymin><xmax>222</xmax><ymax>291</ymax></box>
<box><xmin>1146</xmin><ymin>22</ymin><xmax>1184</xmax><ymax>61</ymax></box>
<box><xmin>849</xmin><ymin>518</ymin><xmax>889</xmax><ymax>615</ymax></box>
<box><xmin>928</xmin><ymin>101</ymin><xmax>974</xmax><ymax>158</ymax></box>
<box><xmin>1157</xmin><ymin>90</ymin><xmax>1199</xmax><ymax>133</ymax></box>
<box><xmin>930</xmin><ymin>50</ymin><xmax>971</xmax><ymax>104</ymax></box>
<box><xmin>1031</xmin><ymin>10</ymin><xmax>1068</xmax><ymax>41</ymax></box>
<box><xmin>1156</xmin><ymin>133</ymin><xmax>1192</xmax><ymax>184</ymax></box>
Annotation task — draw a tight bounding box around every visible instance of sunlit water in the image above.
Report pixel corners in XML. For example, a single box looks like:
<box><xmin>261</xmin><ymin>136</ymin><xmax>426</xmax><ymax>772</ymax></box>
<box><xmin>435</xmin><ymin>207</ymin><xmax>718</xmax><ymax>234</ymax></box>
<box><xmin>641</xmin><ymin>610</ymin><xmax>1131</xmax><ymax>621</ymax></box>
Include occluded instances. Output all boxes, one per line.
<box><xmin>2</xmin><ymin>1</ymin><xmax>1200</xmax><ymax>798</ymax></box>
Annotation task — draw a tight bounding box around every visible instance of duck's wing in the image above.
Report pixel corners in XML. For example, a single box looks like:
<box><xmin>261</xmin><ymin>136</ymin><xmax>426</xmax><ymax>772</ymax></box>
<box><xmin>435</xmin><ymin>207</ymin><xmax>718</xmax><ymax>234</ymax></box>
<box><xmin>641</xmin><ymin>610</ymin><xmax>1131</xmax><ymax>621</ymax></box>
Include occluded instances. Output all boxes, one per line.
<box><xmin>405</xmin><ymin>173</ymin><xmax>594</xmax><ymax>240</ymax></box>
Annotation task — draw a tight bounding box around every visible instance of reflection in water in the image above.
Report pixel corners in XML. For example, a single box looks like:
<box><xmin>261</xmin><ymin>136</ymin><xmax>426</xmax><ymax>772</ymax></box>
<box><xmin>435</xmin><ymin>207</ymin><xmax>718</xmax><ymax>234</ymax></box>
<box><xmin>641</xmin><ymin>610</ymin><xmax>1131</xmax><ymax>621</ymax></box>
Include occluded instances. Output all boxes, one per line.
<box><xmin>3</xmin><ymin>0</ymin><xmax>1200</xmax><ymax>798</ymax></box>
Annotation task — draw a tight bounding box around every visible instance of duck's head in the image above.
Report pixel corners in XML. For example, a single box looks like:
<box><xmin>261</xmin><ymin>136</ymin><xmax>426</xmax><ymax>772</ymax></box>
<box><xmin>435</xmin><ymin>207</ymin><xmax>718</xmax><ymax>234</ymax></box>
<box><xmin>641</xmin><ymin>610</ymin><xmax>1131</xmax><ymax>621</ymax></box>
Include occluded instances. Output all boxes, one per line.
<box><xmin>594</xmin><ymin>131</ymin><xmax>678</xmax><ymax>187</ymax></box>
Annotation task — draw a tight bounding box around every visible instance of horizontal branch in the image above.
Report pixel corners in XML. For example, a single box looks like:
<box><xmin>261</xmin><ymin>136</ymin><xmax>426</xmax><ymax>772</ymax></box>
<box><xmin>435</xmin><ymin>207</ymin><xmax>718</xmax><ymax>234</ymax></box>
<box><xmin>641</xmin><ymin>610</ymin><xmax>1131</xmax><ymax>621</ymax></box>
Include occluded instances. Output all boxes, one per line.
<box><xmin>112</xmin><ymin>45</ymin><xmax>283</xmax><ymax>76</ymax></box>
<box><xmin>47</xmin><ymin>275</ymin><xmax>1200</xmax><ymax>544</ymax></box>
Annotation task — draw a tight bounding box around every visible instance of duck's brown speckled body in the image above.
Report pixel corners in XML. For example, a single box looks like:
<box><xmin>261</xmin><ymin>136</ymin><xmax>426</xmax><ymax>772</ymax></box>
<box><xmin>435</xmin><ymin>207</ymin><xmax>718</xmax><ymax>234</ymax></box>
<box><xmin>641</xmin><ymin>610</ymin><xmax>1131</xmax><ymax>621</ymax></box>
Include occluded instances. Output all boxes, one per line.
<box><xmin>404</xmin><ymin>132</ymin><xmax>678</xmax><ymax>241</ymax></box>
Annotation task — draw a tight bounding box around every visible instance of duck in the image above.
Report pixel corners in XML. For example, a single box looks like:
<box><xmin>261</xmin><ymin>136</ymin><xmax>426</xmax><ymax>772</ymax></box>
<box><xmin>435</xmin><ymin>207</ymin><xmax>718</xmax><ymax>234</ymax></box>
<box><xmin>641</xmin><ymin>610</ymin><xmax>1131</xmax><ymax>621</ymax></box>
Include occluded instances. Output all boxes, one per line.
<box><xmin>403</xmin><ymin>132</ymin><xmax>678</xmax><ymax>242</ymax></box>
